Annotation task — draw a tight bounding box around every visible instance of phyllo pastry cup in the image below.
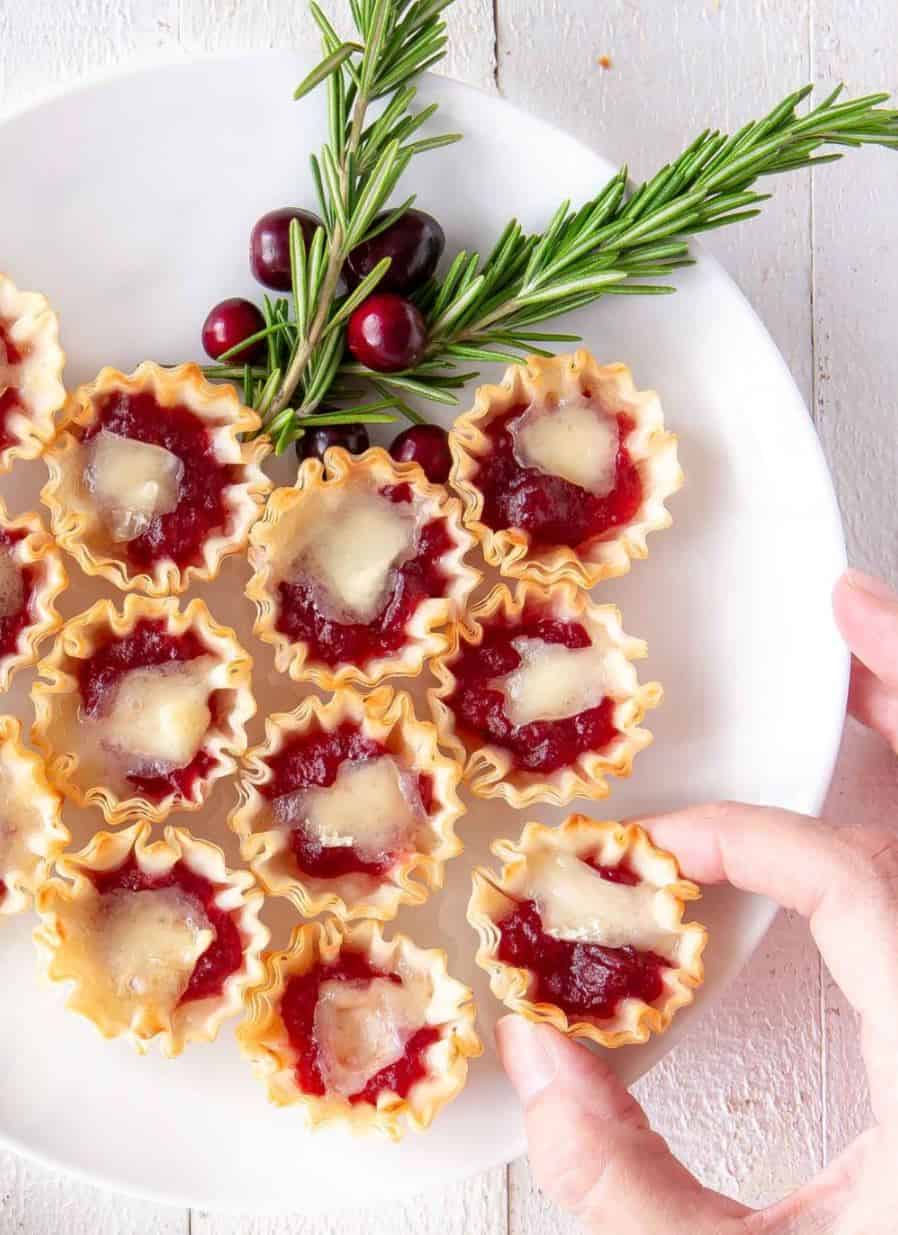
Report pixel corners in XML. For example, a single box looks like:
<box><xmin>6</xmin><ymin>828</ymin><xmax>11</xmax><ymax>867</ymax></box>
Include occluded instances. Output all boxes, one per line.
<box><xmin>429</xmin><ymin>579</ymin><xmax>661</xmax><ymax>808</ymax></box>
<box><xmin>41</xmin><ymin>361</ymin><xmax>271</xmax><ymax>596</ymax></box>
<box><xmin>450</xmin><ymin>350</ymin><xmax>682</xmax><ymax>588</ymax></box>
<box><xmin>237</xmin><ymin>918</ymin><xmax>482</xmax><ymax>1139</ymax></box>
<box><xmin>468</xmin><ymin>816</ymin><xmax>707</xmax><ymax>1047</ymax></box>
<box><xmin>0</xmin><ymin>273</ymin><xmax>66</xmax><ymax>472</ymax></box>
<box><xmin>0</xmin><ymin>716</ymin><xmax>68</xmax><ymax>918</ymax></box>
<box><xmin>246</xmin><ymin>446</ymin><xmax>480</xmax><ymax>690</ymax></box>
<box><xmin>230</xmin><ymin>685</ymin><xmax>464</xmax><ymax>922</ymax></box>
<box><xmin>31</xmin><ymin>594</ymin><xmax>255</xmax><ymax>824</ymax></box>
<box><xmin>0</xmin><ymin>500</ymin><xmax>67</xmax><ymax>690</ymax></box>
<box><xmin>34</xmin><ymin>822</ymin><xmax>268</xmax><ymax>1055</ymax></box>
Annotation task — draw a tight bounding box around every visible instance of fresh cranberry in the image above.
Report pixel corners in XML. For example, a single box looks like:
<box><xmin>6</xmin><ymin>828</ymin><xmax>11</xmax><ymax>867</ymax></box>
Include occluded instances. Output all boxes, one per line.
<box><xmin>201</xmin><ymin>298</ymin><xmax>266</xmax><ymax>363</ymax></box>
<box><xmin>250</xmin><ymin>207</ymin><xmax>322</xmax><ymax>291</ymax></box>
<box><xmin>390</xmin><ymin>424</ymin><xmax>452</xmax><ymax>484</ymax></box>
<box><xmin>345</xmin><ymin>209</ymin><xmax>445</xmax><ymax>294</ymax></box>
<box><xmin>297</xmin><ymin>423</ymin><xmax>370</xmax><ymax>465</ymax></box>
<box><xmin>347</xmin><ymin>293</ymin><xmax>427</xmax><ymax>373</ymax></box>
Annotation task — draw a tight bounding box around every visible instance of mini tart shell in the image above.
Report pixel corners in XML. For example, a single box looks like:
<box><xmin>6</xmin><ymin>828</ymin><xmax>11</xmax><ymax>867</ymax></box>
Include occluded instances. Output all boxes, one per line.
<box><xmin>230</xmin><ymin>685</ymin><xmax>464</xmax><ymax>922</ymax></box>
<box><xmin>429</xmin><ymin>579</ymin><xmax>661</xmax><ymax>808</ymax></box>
<box><xmin>34</xmin><ymin>822</ymin><xmax>268</xmax><ymax>1056</ymax></box>
<box><xmin>450</xmin><ymin>350</ymin><xmax>683</xmax><ymax>588</ymax></box>
<box><xmin>0</xmin><ymin>500</ymin><xmax>67</xmax><ymax>690</ymax></box>
<box><xmin>0</xmin><ymin>273</ymin><xmax>66</xmax><ymax>472</ymax></box>
<box><xmin>0</xmin><ymin>716</ymin><xmax>68</xmax><ymax>918</ymax></box>
<box><xmin>41</xmin><ymin>361</ymin><xmax>271</xmax><ymax>596</ymax></box>
<box><xmin>468</xmin><ymin>816</ymin><xmax>707</xmax><ymax>1047</ymax></box>
<box><xmin>246</xmin><ymin>445</ymin><xmax>481</xmax><ymax>690</ymax></box>
<box><xmin>31</xmin><ymin>594</ymin><xmax>256</xmax><ymax>825</ymax></box>
<box><xmin>237</xmin><ymin>918</ymin><xmax>482</xmax><ymax>1139</ymax></box>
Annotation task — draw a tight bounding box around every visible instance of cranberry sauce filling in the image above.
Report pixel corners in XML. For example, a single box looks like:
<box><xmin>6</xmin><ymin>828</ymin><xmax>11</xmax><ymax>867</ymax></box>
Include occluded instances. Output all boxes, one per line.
<box><xmin>280</xmin><ymin>951</ymin><xmax>439</xmax><ymax>1103</ymax></box>
<box><xmin>446</xmin><ymin>615</ymin><xmax>619</xmax><ymax>774</ymax></box>
<box><xmin>474</xmin><ymin>404</ymin><xmax>642</xmax><ymax>549</ymax></box>
<box><xmin>80</xmin><ymin>389</ymin><xmax>241</xmax><ymax>570</ymax></box>
<box><xmin>276</xmin><ymin>485</ymin><xmax>455</xmax><ymax>669</ymax></box>
<box><xmin>91</xmin><ymin>855</ymin><xmax>244</xmax><ymax>1004</ymax></box>
<box><xmin>0</xmin><ymin>320</ymin><xmax>26</xmax><ymax>451</ymax></box>
<box><xmin>0</xmin><ymin>528</ymin><xmax>35</xmax><ymax>660</ymax></box>
<box><xmin>497</xmin><ymin>890</ymin><xmax>668</xmax><ymax>1021</ymax></box>
<box><xmin>77</xmin><ymin>618</ymin><xmax>220</xmax><ymax>800</ymax></box>
<box><xmin>261</xmin><ymin>720</ymin><xmax>433</xmax><ymax>879</ymax></box>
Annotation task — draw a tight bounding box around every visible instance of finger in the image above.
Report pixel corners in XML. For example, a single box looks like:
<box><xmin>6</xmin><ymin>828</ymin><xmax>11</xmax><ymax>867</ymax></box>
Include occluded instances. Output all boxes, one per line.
<box><xmin>833</xmin><ymin>569</ymin><xmax>898</xmax><ymax>693</ymax></box>
<box><xmin>645</xmin><ymin>803</ymin><xmax>898</xmax><ymax>1115</ymax></box>
<box><xmin>848</xmin><ymin>655</ymin><xmax>898</xmax><ymax>752</ymax></box>
<box><xmin>496</xmin><ymin>1016</ymin><xmax>749</xmax><ymax>1235</ymax></box>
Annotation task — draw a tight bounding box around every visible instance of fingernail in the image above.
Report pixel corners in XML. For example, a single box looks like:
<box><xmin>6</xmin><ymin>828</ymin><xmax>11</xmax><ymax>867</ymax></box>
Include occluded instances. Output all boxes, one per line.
<box><xmin>842</xmin><ymin>568</ymin><xmax>897</xmax><ymax>604</ymax></box>
<box><xmin>496</xmin><ymin>1015</ymin><xmax>557</xmax><ymax>1105</ymax></box>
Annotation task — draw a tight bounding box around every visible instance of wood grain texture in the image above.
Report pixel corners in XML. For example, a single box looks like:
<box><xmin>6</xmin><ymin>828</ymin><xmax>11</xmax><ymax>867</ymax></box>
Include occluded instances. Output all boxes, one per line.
<box><xmin>1</xmin><ymin>0</ymin><xmax>897</xmax><ymax>1231</ymax></box>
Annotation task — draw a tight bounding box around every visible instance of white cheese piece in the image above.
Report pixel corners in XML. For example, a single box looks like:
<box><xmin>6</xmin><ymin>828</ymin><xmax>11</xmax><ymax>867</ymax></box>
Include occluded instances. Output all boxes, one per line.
<box><xmin>101</xmin><ymin>655</ymin><xmax>216</xmax><ymax>773</ymax></box>
<box><xmin>527</xmin><ymin>850</ymin><xmax>674</xmax><ymax>956</ymax></box>
<box><xmin>313</xmin><ymin>975</ymin><xmax>425</xmax><ymax>1097</ymax></box>
<box><xmin>497</xmin><ymin>637</ymin><xmax>611</xmax><ymax>727</ymax></box>
<box><xmin>272</xmin><ymin>756</ymin><xmax>420</xmax><ymax>861</ymax></box>
<box><xmin>85</xmin><ymin>429</ymin><xmax>184</xmax><ymax>542</ymax></box>
<box><xmin>0</xmin><ymin>548</ymin><xmax>24</xmax><ymax>620</ymax></box>
<box><xmin>98</xmin><ymin>887</ymin><xmax>213</xmax><ymax>1006</ymax></box>
<box><xmin>297</xmin><ymin>492</ymin><xmax>417</xmax><ymax>624</ymax></box>
<box><xmin>513</xmin><ymin>397</ymin><xmax>620</xmax><ymax>495</ymax></box>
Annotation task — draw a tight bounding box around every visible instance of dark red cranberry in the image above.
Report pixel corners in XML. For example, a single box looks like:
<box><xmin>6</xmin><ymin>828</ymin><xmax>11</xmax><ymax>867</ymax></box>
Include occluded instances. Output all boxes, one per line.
<box><xmin>390</xmin><ymin>424</ymin><xmax>452</xmax><ymax>484</ymax></box>
<box><xmin>201</xmin><ymin>298</ymin><xmax>266</xmax><ymax>363</ymax></box>
<box><xmin>345</xmin><ymin>209</ymin><xmax>445</xmax><ymax>294</ymax></box>
<box><xmin>298</xmin><ymin>423</ymin><xmax>370</xmax><ymax>464</ymax></box>
<box><xmin>347</xmin><ymin>293</ymin><xmax>427</xmax><ymax>373</ymax></box>
<box><xmin>250</xmin><ymin>207</ymin><xmax>322</xmax><ymax>291</ymax></box>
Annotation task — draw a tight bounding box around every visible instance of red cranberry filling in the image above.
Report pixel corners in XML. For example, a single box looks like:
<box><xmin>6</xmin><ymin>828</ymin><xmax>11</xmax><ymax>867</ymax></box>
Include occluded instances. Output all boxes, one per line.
<box><xmin>261</xmin><ymin>720</ymin><xmax>433</xmax><ymax>879</ymax></box>
<box><xmin>91</xmin><ymin>855</ymin><xmax>244</xmax><ymax>1004</ymax></box>
<box><xmin>276</xmin><ymin>486</ymin><xmax>455</xmax><ymax>669</ymax></box>
<box><xmin>497</xmin><ymin>894</ymin><xmax>668</xmax><ymax>1021</ymax></box>
<box><xmin>80</xmin><ymin>390</ymin><xmax>241</xmax><ymax>570</ymax></box>
<box><xmin>445</xmin><ymin>615</ymin><xmax>619</xmax><ymax>774</ymax></box>
<box><xmin>474</xmin><ymin>405</ymin><xmax>642</xmax><ymax>548</ymax></box>
<box><xmin>281</xmin><ymin>951</ymin><xmax>439</xmax><ymax>1103</ymax></box>
<box><xmin>0</xmin><ymin>320</ymin><xmax>26</xmax><ymax>451</ymax></box>
<box><xmin>77</xmin><ymin>618</ymin><xmax>221</xmax><ymax>800</ymax></box>
<box><xmin>0</xmin><ymin>529</ymin><xmax>35</xmax><ymax>661</ymax></box>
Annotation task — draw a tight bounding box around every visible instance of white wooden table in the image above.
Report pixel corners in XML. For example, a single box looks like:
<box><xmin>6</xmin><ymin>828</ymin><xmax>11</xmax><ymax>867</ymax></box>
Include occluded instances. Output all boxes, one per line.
<box><xmin>2</xmin><ymin>2</ymin><xmax>896</xmax><ymax>1231</ymax></box>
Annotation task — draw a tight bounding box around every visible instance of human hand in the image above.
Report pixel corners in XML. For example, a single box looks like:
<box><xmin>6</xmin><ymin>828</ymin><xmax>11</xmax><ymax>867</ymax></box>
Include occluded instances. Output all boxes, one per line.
<box><xmin>496</xmin><ymin>568</ymin><xmax>898</xmax><ymax>1234</ymax></box>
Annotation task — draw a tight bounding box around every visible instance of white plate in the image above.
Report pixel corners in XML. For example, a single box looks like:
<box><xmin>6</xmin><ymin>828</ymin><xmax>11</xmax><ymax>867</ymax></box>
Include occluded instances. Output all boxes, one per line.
<box><xmin>0</xmin><ymin>50</ymin><xmax>848</xmax><ymax>1213</ymax></box>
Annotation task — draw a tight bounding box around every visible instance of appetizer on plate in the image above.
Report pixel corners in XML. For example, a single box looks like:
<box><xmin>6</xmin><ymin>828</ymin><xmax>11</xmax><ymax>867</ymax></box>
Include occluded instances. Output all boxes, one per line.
<box><xmin>0</xmin><ymin>272</ymin><xmax>66</xmax><ymax>472</ymax></box>
<box><xmin>0</xmin><ymin>716</ymin><xmax>67</xmax><ymax>919</ymax></box>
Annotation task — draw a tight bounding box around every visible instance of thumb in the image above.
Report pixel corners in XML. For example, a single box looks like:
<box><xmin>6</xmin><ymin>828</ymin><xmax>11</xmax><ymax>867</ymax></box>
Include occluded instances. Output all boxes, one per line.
<box><xmin>496</xmin><ymin>1016</ymin><xmax>750</xmax><ymax>1235</ymax></box>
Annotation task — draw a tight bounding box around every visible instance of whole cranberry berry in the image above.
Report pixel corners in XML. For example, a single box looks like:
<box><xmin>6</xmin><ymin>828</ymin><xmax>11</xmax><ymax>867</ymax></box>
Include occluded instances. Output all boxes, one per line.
<box><xmin>346</xmin><ymin>293</ymin><xmax>427</xmax><ymax>373</ymax></box>
<box><xmin>345</xmin><ymin>209</ymin><xmax>445</xmax><ymax>294</ymax></box>
<box><xmin>202</xmin><ymin>298</ymin><xmax>266</xmax><ymax>363</ymax></box>
<box><xmin>390</xmin><ymin>424</ymin><xmax>452</xmax><ymax>485</ymax></box>
<box><xmin>297</xmin><ymin>423</ymin><xmax>370</xmax><ymax>464</ymax></box>
<box><xmin>250</xmin><ymin>207</ymin><xmax>322</xmax><ymax>291</ymax></box>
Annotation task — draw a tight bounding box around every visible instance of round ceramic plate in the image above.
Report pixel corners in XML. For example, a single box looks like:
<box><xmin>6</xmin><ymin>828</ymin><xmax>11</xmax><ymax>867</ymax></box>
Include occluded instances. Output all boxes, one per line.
<box><xmin>0</xmin><ymin>50</ymin><xmax>847</xmax><ymax>1213</ymax></box>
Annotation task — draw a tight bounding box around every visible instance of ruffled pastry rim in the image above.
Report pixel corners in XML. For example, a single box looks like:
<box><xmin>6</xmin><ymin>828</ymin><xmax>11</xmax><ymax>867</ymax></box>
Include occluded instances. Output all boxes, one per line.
<box><xmin>40</xmin><ymin>361</ymin><xmax>271</xmax><ymax>596</ymax></box>
<box><xmin>428</xmin><ymin>579</ymin><xmax>661</xmax><ymax>808</ymax></box>
<box><xmin>0</xmin><ymin>716</ymin><xmax>68</xmax><ymax>917</ymax></box>
<box><xmin>230</xmin><ymin>685</ymin><xmax>465</xmax><ymax>922</ymax></box>
<box><xmin>33</xmin><ymin>822</ymin><xmax>269</xmax><ymax>1056</ymax></box>
<box><xmin>237</xmin><ymin>918</ymin><xmax>482</xmax><ymax>1139</ymax></box>
<box><xmin>0</xmin><ymin>273</ymin><xmax>66</xmax><ymax>473</ymax></box>
<box><xmin>467</xmin><ymin>816</ymin><xmax>707</xmax><ymax>1047</ymax></box>
<box><xmin>31</xmin><ymin>594</ymin><xmax>256</xmax><ymax>825</ymax></box>
<box><xmin>449</xmin><ymin>350</ymin><xmax>683</xmax><ymax>588</ymax></box>
<box><xmin>0</xmin><ymin>500</ymin><xmax>67</xmax><ymax>690</ymax></box>
<box><xmin>246</xmin><ymin>446</ymin><xmax>481</xmax><ymax>690</ymax></box>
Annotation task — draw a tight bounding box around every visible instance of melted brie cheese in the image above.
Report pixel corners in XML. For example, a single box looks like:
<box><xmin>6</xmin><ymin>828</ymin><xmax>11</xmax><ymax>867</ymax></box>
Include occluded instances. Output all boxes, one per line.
<box><xmin>0</xmin><ymin>548</ymin><xmax>24</xmax><ymax>620</ymax></box>
<box><xmin>98</xmin><ymin>887</ymin><xmax>213</xmax><ymax>1006</ymax></box>
<box><xmin>528</xmin><ymin>850</ymin><xmax>674</xmax><ymax>956</ymax></box>
<box><xmin>513</xmin><ymin>398</ymin><xmax>620</xmax><ymax>495</ymax></box>
<box><xmin>313</xmin><ymin>975</ymin><xmax>426</xmax><ymax>1097</ymax></box>
<box><xmin>102</xmin><ymin>656</ymin><xmax>216</xmax><ymax>772</ymax></box>
<box><xmin>272</xmin><ymin>757</ymin><xmax>419</xmax><ymax>861</ymax></box>
<box><xmin>85</xmin><ymin>429</ymin><xmax>184</xmax><ymax>542</ymax></box>
<box><xmin>497</xmin><ymin>637</ymin><xmax>611</xmax><ymax>727</ymax></box>
<box><xmin>297</xmin><ymin>492</ymin><xmax>417</xmax><ymax>624</ymax></box>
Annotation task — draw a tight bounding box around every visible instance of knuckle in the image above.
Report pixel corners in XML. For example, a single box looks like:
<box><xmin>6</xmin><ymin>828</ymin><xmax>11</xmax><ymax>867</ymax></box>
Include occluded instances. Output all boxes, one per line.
<box><xmin>837</xmin><ymin>827</ymin><xmax>898</xmax><ymax>904</ymax></box>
